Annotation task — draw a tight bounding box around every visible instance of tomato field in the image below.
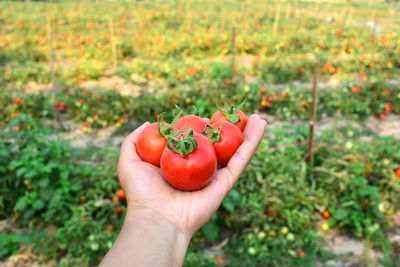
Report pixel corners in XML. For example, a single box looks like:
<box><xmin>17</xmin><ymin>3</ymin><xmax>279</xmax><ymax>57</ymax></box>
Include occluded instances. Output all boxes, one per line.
<box><xmin>1</xmin><ymin>0</ymin><xmax>400</xmax><ymax>266</ymax></box>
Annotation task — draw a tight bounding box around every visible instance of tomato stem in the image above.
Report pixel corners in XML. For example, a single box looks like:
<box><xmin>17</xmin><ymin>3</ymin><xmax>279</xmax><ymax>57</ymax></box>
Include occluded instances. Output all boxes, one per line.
<box><xmin>166</xmin><ymin>128</ymin><xmax>198</xmax><ymax>157</ymax></box>
<box><xmin>158</xmin><ymin>106</ymin><xmax>183</xmax><ymax>138</ymax></box>
<box><xmin>202</xmin><ymin>124</ymin><xmax>221</xmax><ymax>144</ymax></box>
<box><xmin>217</xmin><ymin>99</ymin><xmax>246</xmax><ymax>124</ymax></box>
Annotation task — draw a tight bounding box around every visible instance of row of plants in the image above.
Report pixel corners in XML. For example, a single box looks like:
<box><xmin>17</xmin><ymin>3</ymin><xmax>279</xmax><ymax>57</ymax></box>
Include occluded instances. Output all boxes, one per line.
<box><xmin>1</xmin><ymin>1</ymin><xmax>399</xmax><ymax>62</ymax></box>
<box><xmin>1</xmin><ymin>113</ymin><xmax>399</xmax><ymax>266</ymax></box>
<box><xmin>1</xmin><ymin>75</ymin><xmax>399</xmax><ymax>130</ymax></box>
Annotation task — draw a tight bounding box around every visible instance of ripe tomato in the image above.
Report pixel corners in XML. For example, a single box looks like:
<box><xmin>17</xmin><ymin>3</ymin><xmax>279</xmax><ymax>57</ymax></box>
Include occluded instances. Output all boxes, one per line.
<box><xmin>137</xmin><ymin>122</ymin><xmax>169</xmax><ymax>167</ymax></box>
<box><xmin>13</xmin><ymin>98</ymin><xmax>21</xmax><ymax>104</ymax></box>
<box><xmin>203</xmin><ymin>121</ymin><xmax>243</xmax><ymax>166</ymax></box>
<box><xmin>322</xmin><ymin>210</ymin><xmax>331</xmax><ymax>219</ymax></box>
<box><xmin>215</xmin><ymin>256</ymin><xmax>226</xmax><ymax>264</ymax></box>
<box><xmin>298</xmin><ymin>251</ymin><xmax>305</xmax><ymax>258</ymax></box>
<box><xmin>161</xmin><ymin>130</ymin><xmax>217</xmax><ymax>191</ymax></box>
<box><xmin>116</xmin><ymin>206</ymin><xmax>123</xmax><ymax>215</ymax></box>
<box><xmin>395</xmin><ymin>168</ymin><xmax>400</xmax><ymax>178</ymax></box>
<box><xmin>116</xmin><ymin>189</ymin><xmax>125</xmax><ymax>201</ymax></box>
<box><xmin>174</xmin><ymin>115</ymin><xmax>207</xmax><ymax>134</ymax></box>
<box><xmin>210</xmin><ymin>109</ymin><xmax>247</xmax><ymax>131</ymax></box>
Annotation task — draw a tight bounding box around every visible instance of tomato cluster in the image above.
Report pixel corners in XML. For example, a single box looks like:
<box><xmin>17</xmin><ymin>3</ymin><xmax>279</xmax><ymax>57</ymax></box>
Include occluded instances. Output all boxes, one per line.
<box><xmin>137</xmin><ymin>104</ymin><xmax>246</xmax><ymax>191</ymax></box>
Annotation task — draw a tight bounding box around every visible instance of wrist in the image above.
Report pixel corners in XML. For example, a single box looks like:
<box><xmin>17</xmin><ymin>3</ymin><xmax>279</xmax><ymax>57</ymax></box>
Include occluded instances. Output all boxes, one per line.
<box><xmin>123</xmin><ymin>207</ymin><xmax>191</xmax><ymax>266</ymax></box>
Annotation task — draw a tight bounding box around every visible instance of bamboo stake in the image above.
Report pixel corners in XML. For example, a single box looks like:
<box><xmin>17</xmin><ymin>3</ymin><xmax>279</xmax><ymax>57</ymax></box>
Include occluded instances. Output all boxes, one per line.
<box><xmin>109</xmin><ymin>18</ymin><xmax>117</xmax><ymax>73</ymax></box>
<box><xmin>285</xmin><ymin>3</ymin><xmax>291</xmax><ymax>19</ymax></box>
<box><xmin>231</xmin><ymin>25</ymin><xmax>236</xmax><ymax>78</ymax></box>
<box><xmin>308</xmin><ymin>53</ymin><xmax>320</xmax><ymax>167</ymax></box>
<box><xmin>47</xmin><ymin>16</ymin><xmax>58</xmax><ymax>125</ymax></box>
<box><xmin>272</xmin><ymin>6</ymin><xmax>281</xmax><ymax>37</ymax></box>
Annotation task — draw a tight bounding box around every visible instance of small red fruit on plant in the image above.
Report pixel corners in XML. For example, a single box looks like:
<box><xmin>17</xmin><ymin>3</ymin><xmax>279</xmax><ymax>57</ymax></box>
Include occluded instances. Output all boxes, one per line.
<box><xmin>161</xmin><ymin>129</ymin><xmax>217</xmax><ymax>191</ymax></box>
<box><xmin>116</xmin><ymin>206</ymin><xmax>123</xmax><ymax>215</ymax></box>
<box><xmin>322</xmin><ymin>210</ymin><xmax>331</xmax><ymax>219</ymax></box>
<box><xmin>267</xmin><ymin>210</ymin><xmax>276</xmax><ymax>217</ymax></box>
<box><xmin>203</xmin><ymin>121</ymin><xmax>243</xmax><ymax>166</ymax></box>
<box><xmin>211</xmin><ymin>101</ymin><xmax>247</xmax><ymax>131</ymax></box>
<box><xmin>298</xmin><ymin>251</ymin><xmax>305</xmax><ymax>258</ymax></box>
<box><xmin>13</xmin><ymin>98</ymin><xmax>21</xmax><ymax>104</ymax></box>
<box><xmin>395</xmin><ymin>168</ymin><xmax>400</xmax><ymax>178</ymax></box>
<box><xmin>260</xmin><ymin>87</ymin><xmax>266</xmax><ymax>94</ymax></box>
<box><xmin>215</xmin><ymin>256</ymin><xmax>226</xmax><ymax>264</ymax></box>
<box><xmin>116</xmin><ymin>189</ymin><xmax>125</xmax><ymax>201</ymax></box>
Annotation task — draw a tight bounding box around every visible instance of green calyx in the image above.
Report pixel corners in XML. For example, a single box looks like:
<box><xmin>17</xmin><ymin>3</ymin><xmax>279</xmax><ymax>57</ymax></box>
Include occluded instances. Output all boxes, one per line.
<box><xmin>158</xmin><ymin>106</ymin><xmax>183</xmax><ymax>138</ymax></box>
<box><xmin>167</xmin><ymin>128</ymin><xmax>198</xmax><ymax>157</ymax></box>
<box><xmin>217</xmin><ymin>99</ymin><xmax>246</xmax><ymax>124</ymax></box>
<box><xmin>202</xmin><ymin>124</ymin><xmax>221</xmax><ymax>144</ymax></box>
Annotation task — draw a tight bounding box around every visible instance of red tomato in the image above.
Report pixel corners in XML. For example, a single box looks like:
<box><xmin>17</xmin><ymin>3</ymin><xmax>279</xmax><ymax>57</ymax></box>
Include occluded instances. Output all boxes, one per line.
<box><xmin>204</xmin><ymin>121</ymin><xmax>243</xmax><ymax>166</ymax></box>
<box><xmin>322</xmin><ymin>210</ymin><xmax>331</xmax><ymax>219</ymax></box>
<box><xmin>13</xmin><ymin>98</ymin><xmax>21</xmax><ymax>104</ymax></box>
<box><xmin>137</xmin><ymin>122</ymin><xmax>168</xmax><ymax>167</ymax></box>
<box><xmin>215</xmin><ymin>256</ymin><xmax>226</xmax><ymax>264</ymax></box>
<box><xmin>174</xmin><ymin>115</ymin><xmax>207</xmax><ymax>134</ymax></box>
<box><xmin>116</xmin><ymin>189</ymin><xmax>125</xmax><ymax>201</ymax></box>
<box><xmin>298</xmin><ymin>251</ymin><xmax>305</xmax><ymax>258</ymax></box>
<box><xmin>210</xmin><ymin>110</ymin><xmax>247</xmax><ymax>131</ymax></box>
<box><xmin>161</xmin><ymin>132</ymin><xmax>217</xmax><ymax>191</ymax></box>
<box><xmin>395</xmin><ymin>168</ymin><xmax>400</xmax><ymax>178</ymax></box>
<box><xmin>115</xmin><ymin>206</ymin><xmax>123</xmax><ymax>215</ymax></box>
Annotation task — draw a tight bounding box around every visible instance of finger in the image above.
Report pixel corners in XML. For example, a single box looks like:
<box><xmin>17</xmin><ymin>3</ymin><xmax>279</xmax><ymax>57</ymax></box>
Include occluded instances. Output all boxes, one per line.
<box><xmin>199</xmin><ymin>114</ymin><xmax>267</xmax><ymax>202</ymax></box>
<box><xmin>226</xmin><ymin>114</ymin><xmax>267</xmax><ymax>182</ymax></box>
<box><xmin>119</xmin><ymin>122</ymin><xmax>150</xmax><ymax>163</ymax></box>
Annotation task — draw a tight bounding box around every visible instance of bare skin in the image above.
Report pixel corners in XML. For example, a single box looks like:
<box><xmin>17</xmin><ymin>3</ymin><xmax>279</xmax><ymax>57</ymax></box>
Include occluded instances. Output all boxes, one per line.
<box><xmin>100</xmin><ymin>114</ymin><xmax>267</xmax><ymax>267</ymax></box>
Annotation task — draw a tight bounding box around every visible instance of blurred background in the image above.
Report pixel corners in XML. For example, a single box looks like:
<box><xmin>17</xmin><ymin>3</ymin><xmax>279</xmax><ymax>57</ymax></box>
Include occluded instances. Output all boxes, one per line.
<box><xmin>1</xmin><ymin>0</ymin><xmax>400</xmax><ymax>266</ymax></box>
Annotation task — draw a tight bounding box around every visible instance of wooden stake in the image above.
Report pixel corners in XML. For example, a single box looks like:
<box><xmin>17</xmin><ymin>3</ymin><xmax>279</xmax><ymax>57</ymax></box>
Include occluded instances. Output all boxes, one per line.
<box><xmin>308</xmin><ymin>53</ymin><xmax>320</xmax><ymax>168</ymax></box>
<box><xmin>231</xmin><ymin>25</ymin><xmax>236</xmax><ymax>78</ymax></box>
<box><xmin>47</xmin><ymin>16</ymin><xmax>58</xmax><ymax>124</ymax></box>
<box><xmin>109</xmin><ymin>18</ymin><xmax>117</xmax><ymax>73</ymax></box>
<box><xmin>285</xmin><ymin>3</ymin><xmax>291</xmax><ymax>19</ymax></box>
<box><xmin>272</xmin><ymin>6</ymin><xmax>281</xmax><ymax>37</ymax></box>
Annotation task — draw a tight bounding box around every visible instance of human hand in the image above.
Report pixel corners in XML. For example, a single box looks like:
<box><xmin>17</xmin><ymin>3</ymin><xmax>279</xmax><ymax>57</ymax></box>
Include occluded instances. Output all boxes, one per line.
<box><xmin>117</xmin><ymin>114</ymin><xmax>267</xmax><ymax>238</ymax></box>
<box><xmin>101</xmin><ymin>114</ymin><xmax>266</xmax><ymax>267</ymax></box>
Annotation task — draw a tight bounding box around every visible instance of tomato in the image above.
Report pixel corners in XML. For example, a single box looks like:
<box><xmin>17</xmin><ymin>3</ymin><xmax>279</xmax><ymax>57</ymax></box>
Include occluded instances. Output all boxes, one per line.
<box><xmin>203</xmin><ymin>121</ymin><xmax>243</xmax><ymax>166</ymax></box>
<box><xmin>116</xmin><ymin>189</ymin><xmax>125</xmax><ymax>201</ymax></box>
<box><xmin>105</xmin><ymin>224</ymin><xmax>115</xmax><ymax>233</ymax></box>
<box><xmin>395</xmin><ymin>168</ymin><xmax>400</xmax><ymax>178</ymax></box>
<box><xmin>298</xmin><ymin>251</ymin><xmax>305</xmax><ymax>258</ymax></box>
<box><xmin>210</xmin><ymin>110</ymin><xmax>247</xmax><ymax>131</ymax></box>
<box><xmin>322</xmin><ymin>210</ymin><xmax>331</xmax><ymax>219</ymax></box>
<box><xmin>215</xmin><ymin>256</ymin><xmax>226</xmax><ymax>264</ymax></box>
<box><xmin>174</xmin><ymin>115</ymin><xmax>207</xmax><ymax>134</ymax></box>
<box><xmin>116</xmin><ymin>206</ymin><xmax>123</xmax><ymax>215</ymax></box>
<box><xmin>13</xmin><ymin>98</ymin><xmax>21</xmax><ymax>104</ymax></box>
<box><xmin>161</xmin><ymin>130</ymin><xmax>217</xmax><ymax>191</ymax></box>
<box><xmin>136</xmin><ymin>123</ymin><xmax>168</xmax><ymax>167</ymax></box>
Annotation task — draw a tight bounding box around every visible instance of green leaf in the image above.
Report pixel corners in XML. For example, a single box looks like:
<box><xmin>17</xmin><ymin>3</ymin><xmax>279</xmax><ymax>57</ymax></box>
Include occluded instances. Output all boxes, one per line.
<box><xmin>15</xmin><ymin>197</ymin><xmax>28</xmax><ymax>211</ymax></box>
<box><xmin>32</xmin><ymin>199</ymin><xmax>45</xmax><ymax>210</ymax></box>
<box><xmin>202</xmin><ymin>221</ymin><xmax>219</xmax><ymax>241</ymax></box>
<box><xmin>335</xmin><ymin>207</ymin><xmax>349</xmax><ymax>220</ymax></box>
<box><xmin>39</xmin><ymin>178</ymin><xmax>49</xmax><ymax>188</ymax></box>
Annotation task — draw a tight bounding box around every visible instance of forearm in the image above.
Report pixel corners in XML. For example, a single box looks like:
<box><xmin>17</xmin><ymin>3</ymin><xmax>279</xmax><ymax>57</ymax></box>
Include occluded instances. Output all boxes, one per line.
<box><xmin>100</xmin><ymin>208</ymin><xmax>190</xmax><ymax>267</ymax></box>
